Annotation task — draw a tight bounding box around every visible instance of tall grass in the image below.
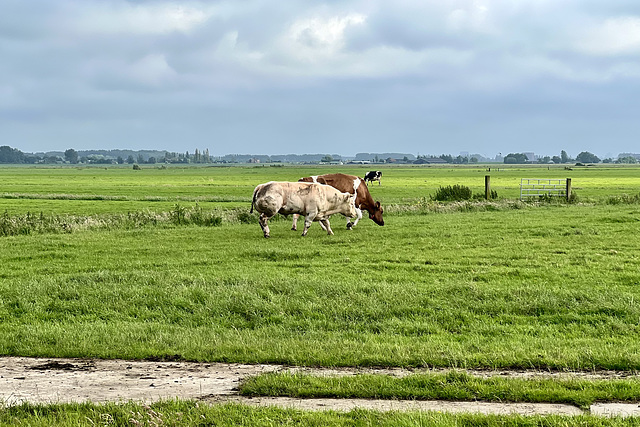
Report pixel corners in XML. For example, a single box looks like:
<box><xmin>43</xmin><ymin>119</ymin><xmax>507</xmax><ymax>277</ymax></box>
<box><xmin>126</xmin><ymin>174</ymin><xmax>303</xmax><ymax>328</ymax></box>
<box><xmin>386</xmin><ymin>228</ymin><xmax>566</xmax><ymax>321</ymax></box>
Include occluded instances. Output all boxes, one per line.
<box><xmin>606</xmin><ymin>193</ymin><xmax>640</xmax><ymax>205</ymax></box>
<box><xmin>0</xmin><ymin>205</ymin><xmax>225</xmax><ymax>236</ymax></box>
<box><xmin>1</xmin><ymin>194</ymin><xmax>629</xmax><ymax>237</ymax></box>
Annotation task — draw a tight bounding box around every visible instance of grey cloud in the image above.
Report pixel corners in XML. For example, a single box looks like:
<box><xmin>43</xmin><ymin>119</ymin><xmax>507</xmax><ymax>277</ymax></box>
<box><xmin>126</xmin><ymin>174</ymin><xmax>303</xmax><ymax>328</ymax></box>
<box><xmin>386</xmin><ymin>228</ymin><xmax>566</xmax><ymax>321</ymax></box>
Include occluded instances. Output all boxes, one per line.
<box><xmin>2</xmin><ymin>0</ymin><xmax>640</xmax><ymax>158</ymax></box>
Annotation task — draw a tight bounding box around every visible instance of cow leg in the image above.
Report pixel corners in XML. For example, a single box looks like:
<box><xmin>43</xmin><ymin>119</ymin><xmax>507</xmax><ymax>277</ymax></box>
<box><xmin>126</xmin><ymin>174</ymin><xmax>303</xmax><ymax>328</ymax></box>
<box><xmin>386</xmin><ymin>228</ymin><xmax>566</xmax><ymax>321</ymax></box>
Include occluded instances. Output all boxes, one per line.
<box><xmin>301</xmin><ymin>212</ymin><xmax>317</xmax><ymax>236</ymax></box>
<box><xmin>347</xmin><ymin>207</ymin><xmax>362</xmax><ymax>229</ymax></box>
<box><xmin>291</xmin><ymin>213</ymin><xmax>299</xmax><ymax>231</ymax></box>
<box><xmin>320</xmin><ymin>219</ymin><xmax>334</xmax><ymax>235</ymax></box>
<box><xmin>259</xmin><ymin>213</ymin><xmax>271</xmax><ymax>238</ymax></box>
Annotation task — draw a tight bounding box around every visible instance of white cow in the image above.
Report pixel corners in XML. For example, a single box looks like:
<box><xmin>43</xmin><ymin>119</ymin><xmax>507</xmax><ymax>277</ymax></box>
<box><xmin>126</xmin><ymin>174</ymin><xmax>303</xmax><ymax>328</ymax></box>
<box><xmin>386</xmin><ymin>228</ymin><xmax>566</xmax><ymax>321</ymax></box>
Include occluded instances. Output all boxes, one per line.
<box><xmin>250</xmin><ymin>181</ymin><xmax>357</xmax><ymax>238</ymax></box>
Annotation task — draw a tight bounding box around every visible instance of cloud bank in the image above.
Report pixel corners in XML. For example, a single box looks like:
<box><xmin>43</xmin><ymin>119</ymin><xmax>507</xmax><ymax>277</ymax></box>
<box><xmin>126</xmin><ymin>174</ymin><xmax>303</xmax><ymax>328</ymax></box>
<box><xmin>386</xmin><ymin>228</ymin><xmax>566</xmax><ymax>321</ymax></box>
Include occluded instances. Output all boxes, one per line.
<box><xmin>2</xmin><ymin>0</ymin><xmax>640</xmax><ymax>158</ymax></box>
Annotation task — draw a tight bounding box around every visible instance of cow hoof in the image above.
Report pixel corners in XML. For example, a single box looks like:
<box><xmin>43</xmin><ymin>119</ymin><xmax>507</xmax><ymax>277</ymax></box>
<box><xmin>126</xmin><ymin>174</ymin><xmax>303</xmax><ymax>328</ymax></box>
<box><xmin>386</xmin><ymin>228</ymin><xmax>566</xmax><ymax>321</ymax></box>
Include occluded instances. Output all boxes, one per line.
<box><xmin>346</xmin><ymin>222</ymin><xmax>353</xmax><ymax>230</ymax></box>
<box><xmin>291</xmin><ymin>227</ymin><xmax>297</xmax><ymax>231</ymax></box>
<box><xmin>264</xmin><ymin>234</ymin><xmax>270</xmax><ymax>238</ymax></box>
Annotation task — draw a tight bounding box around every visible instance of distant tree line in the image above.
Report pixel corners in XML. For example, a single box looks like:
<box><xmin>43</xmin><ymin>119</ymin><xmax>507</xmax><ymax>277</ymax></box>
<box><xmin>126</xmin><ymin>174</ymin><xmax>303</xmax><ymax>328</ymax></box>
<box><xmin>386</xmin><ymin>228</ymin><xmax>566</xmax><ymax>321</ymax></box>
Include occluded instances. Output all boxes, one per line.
<box><xmin>0</xmin><ymin>147</ymin><xmax>349</xmax><ymax>165</ymax></box>
<box><xmin>1</xmin><ymin>145</ymin><xmax>638</xmax><ymax>165</ymax></box>
<box><xmin>0</xmin><ymin>146</ymin><xmax>219</xmax><ymax>165</ymax></box>
<box><xmin>0</xmin><ymin>146</ymin><xmax>36</xmax><ymax>163</ymax></box>
<box><xmin>502</xmin><ymin>150</ymin><xmax>633</xmax><ymax>164</ymax></box>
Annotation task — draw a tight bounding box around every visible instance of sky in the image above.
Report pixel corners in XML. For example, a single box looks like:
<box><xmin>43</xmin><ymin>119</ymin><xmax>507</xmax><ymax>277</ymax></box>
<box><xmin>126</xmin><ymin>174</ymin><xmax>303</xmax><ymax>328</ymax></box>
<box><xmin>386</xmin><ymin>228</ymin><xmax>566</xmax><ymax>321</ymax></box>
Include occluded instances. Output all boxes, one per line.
<box><xmin>2</xmin><ymin>0</ymin><xmax>640</xmax><ymax>159</ymax></box>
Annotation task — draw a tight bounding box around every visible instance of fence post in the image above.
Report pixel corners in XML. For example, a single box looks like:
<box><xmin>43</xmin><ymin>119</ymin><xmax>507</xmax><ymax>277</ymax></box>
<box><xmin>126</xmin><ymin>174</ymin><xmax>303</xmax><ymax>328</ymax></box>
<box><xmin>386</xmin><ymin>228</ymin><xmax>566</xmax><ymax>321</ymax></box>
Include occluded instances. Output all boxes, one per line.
<box><xmin>485</xmin><ymin>175</ymin><xmax>491</xmax><ymax>200</ymax></box>
<box><xmin>566</xmin><ymin>178</ymin><xmax>572</xmax><ymax>201</ymax></box>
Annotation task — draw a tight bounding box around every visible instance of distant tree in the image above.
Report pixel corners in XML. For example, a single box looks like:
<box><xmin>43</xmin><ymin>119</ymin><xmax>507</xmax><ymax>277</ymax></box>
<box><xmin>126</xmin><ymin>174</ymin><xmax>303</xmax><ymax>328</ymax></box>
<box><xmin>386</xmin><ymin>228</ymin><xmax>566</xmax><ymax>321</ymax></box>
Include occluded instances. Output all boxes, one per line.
<box><xmin>0</xmin><ymin>146</ymin><xmax>27</xmax><ymax>163</ymax></box>
<box><xmin>503</xmin><ymin>153</ymin><xmax>528</xmax><ymax>164</ymax></box>
<box><xmin>439</xmin><ymin>154</ymin><xmax>453</xmax><ymax>163</ymax></box>
<box><xmin>617</xmin><ymin>156</ymin><xmax>637</xmax><ymax>164</ymax></box>
<box><xmin>504</xmin><ymin>156</ymin><xmax>517</xmax><ymax>164</ymax></box>
<box><xmin>320</xmin><ymin>155</ymin><xmax>333</xmax><ymax>163</ymax></box>
<box><xmin>537</xmin><ymin>156</ymin><xmax>551</xmax><ymax>164</ymax></box>
<box><xmin>117</xmin><ymin>156</ymin><xmax>124</xmax><ymax>164</ymax></box>
<box><xmin>64</xmin><ymin>148</ymin><xmax>78</xmax><ymax>164</ymax></box>
<box><xmin>575</xmin><ymin>151</ymin><xmax>600</xmax><ymax>163</ymax></box>
<box><xmin>127</xmin><ymin>155</ymin><xmax>135</xmax><ymax>164</ymax></box>
<box><xmin>147</xmin><ymin>156</ymin><xmax>157</xmax><ymax>164</ymax></box>
<box><xmin>470</xmin><ymin>157</ymin><xmax>478</xmax><ymax>163</ymax></box>
<box><xmin>552</xmin><ymin>156</ymin><xmax>561</xmax><ymax>163</ymax></box>
<box><xmin>560</xmin><ymin>150</ymin><xmax>570</xmax><ymax>163</ymax></box>
<box><xmin>453</xmin><ymin>155</ymin><xmax>468</xmax><ymax>164</ymax></box>
<box><xmin>43</xmin><ymin>155</ymin><xmax>61</xmax><ymax>164</ymax></box>
<box><xmin>137</xmin><ymin>154</ymin><xmax>145</xmax><ymax>164</ymax></box>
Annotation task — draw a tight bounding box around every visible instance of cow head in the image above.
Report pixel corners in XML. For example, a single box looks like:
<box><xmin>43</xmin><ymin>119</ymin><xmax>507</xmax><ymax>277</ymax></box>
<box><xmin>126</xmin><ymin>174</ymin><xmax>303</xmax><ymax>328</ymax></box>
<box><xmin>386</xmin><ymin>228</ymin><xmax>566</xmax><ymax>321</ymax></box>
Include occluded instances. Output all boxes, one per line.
<box><xmin>346</xmin><ymin>193</ymin><xmax>358</xmax><ymax>218</ymax></box>
<box><xmin>369</xmin><ymin>201</ymin><xmax>384</xmax><ymax>226</ymax></box>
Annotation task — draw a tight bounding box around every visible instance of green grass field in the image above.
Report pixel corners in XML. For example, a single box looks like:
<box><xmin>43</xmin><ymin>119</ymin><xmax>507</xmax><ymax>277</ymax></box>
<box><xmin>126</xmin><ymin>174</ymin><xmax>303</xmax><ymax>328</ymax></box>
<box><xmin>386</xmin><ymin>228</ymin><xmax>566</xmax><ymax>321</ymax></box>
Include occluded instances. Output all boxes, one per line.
<box><xmin>4</xmin><ymin>401</ymin><xmax>639</xmax><ymax>427</ymax></box>
<box><xmin>1</xmin><ymin>164</ymin><xmax>640</xmax><ymax>425</ymax></box>
<box><xmin>2</xmin><ymin>163</ymin><xmax>640</xmax><ymax>214</ymax></box>
<box><xmin>2</xmin><ymin>204</ymin><xmax>639</xmax><ymax>369</ymax></box>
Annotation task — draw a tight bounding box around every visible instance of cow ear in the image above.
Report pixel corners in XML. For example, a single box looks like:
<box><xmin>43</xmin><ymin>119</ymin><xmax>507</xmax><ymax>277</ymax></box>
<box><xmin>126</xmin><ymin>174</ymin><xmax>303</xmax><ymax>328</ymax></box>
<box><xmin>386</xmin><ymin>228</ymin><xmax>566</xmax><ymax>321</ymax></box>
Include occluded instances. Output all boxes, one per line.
<box><xmin>375</xmin><ymin>201</ymin><xmax>381</xmax><ymax>208</ymax></box>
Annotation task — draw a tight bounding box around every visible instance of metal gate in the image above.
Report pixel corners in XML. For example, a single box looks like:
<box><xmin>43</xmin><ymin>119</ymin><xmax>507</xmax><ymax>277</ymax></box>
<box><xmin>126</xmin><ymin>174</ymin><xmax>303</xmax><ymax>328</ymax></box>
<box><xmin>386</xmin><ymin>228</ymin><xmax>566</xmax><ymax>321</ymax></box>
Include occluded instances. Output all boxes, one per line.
<box><xmin>520</xmin><ymin>178</ymin><xmax>569</xmax><ymax>200</ymax></box>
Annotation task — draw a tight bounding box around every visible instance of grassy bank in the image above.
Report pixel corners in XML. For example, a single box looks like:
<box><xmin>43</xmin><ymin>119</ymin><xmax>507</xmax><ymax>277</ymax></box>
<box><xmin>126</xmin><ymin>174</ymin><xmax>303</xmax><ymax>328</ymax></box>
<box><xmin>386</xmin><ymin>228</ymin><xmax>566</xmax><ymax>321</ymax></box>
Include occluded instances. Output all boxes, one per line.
<box><xmin>241</xmin><ymin>371</ymin><xmax>640</xmax><ymax>410</ymax></box>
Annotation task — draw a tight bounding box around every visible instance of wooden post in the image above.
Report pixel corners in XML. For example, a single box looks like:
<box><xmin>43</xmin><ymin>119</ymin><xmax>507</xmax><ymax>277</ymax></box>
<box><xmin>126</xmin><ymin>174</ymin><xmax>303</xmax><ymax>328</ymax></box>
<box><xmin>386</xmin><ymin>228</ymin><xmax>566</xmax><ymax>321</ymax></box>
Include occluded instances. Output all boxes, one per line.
<box><xmin>485</xmin><ymin>175</ymin><xmax>491</xmax><ymax>200</ymax></box>
<box><xmin>566</xmin><ymin>178</ymin><xmax>572</xmax><ymax>201</ymax></box>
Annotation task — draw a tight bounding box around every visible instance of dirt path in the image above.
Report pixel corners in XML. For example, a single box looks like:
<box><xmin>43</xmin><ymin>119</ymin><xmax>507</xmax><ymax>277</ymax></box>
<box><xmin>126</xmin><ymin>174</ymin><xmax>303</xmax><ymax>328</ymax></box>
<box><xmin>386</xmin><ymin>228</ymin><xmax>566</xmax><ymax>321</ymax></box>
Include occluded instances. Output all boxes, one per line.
<box><xmin>1</xmin><ymin>357</ymin><xmax>638</xmax><ymax>417</ymax></box>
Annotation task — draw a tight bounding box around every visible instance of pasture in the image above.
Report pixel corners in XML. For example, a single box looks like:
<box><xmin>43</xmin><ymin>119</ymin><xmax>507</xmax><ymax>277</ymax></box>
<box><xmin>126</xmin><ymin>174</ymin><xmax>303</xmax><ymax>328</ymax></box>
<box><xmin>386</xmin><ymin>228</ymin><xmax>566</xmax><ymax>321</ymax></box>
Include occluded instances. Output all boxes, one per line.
<box><xmin>1</xmin><ymin>163</ymin><xmax>640</xmax><ymax>424</ymax></box>
<box><xmin>2</xmin><ymin>163</ymin><xmax>640</xmax><ymax>214</ymax></box>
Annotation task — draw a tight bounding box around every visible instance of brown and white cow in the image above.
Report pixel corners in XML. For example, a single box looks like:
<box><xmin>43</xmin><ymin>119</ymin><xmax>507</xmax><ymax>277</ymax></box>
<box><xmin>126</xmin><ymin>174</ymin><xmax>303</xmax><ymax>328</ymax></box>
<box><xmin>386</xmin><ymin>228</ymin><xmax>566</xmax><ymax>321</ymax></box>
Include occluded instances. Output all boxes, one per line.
<box><xmin>250</xmin><ymin>181</ymin><xmax>357</xmax><ymax>238</ymax></box>
<box><xmin>292</xmin><ymin>173</ymin><xmax>384</xmax><ymax>231</ymax></box>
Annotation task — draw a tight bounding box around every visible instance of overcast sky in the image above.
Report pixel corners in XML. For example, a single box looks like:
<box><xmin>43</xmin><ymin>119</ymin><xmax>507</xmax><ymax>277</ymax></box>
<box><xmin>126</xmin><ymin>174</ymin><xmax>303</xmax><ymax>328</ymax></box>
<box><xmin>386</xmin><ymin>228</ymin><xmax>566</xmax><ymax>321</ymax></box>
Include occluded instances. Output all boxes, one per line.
<box><xmin>2</xmin><ymin>1</ymin><xmax>640</xmax><ymax>158</ymax></box>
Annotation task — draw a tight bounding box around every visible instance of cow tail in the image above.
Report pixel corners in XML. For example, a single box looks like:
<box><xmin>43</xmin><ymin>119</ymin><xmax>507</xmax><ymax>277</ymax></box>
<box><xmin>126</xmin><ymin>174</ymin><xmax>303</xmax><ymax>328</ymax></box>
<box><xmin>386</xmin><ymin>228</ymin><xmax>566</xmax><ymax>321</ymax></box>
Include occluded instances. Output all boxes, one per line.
<box><xmin>250</xmin><ymin>188</ymin><xmax>257</xmax><ymax>213</ymax></box>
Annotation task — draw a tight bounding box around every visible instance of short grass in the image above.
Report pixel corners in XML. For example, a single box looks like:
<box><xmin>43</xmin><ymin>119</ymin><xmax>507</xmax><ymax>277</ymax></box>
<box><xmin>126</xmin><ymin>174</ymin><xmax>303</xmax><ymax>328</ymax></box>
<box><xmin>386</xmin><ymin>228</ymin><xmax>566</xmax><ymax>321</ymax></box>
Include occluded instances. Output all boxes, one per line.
<box><xmin>241</xmin><ymin>371</ymin><xmax>640</xmax><ymax>409</ymax></box>
<box><xmin>2</xmin><ymin>164</ymin><xmax>640</xmax><ymax>215</ymax></box>
<box><xmin>0</xmin><ymin>401</ymin><xmax>638</xmax><ymax>427</ymax></box>
<box><xmin>1</xmin><ymin>204</ymin><xmax>640</xmax><ymax>370</ymax></box>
